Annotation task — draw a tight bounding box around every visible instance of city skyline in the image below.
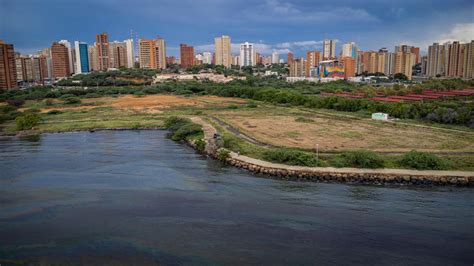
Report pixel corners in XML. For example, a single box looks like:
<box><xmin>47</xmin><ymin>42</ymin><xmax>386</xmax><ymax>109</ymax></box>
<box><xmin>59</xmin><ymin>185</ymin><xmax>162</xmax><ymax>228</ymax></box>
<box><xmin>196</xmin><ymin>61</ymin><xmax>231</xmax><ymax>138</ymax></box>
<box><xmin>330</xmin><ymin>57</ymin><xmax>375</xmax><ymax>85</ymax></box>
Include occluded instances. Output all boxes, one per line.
<box><xmin>1</xmin><ymin>0</ymin><xmax>473</xmax><ymax>56</ymax></box>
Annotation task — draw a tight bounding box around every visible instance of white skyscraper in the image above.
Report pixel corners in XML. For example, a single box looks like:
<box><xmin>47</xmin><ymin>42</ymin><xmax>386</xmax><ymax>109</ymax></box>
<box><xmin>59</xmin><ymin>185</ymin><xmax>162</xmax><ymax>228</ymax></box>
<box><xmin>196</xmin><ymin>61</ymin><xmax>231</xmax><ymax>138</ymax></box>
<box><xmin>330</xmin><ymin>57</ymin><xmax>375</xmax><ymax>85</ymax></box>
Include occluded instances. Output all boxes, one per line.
<box><xmin>58</xmin><ymin>40</ymin><xmax>74</xmax><ymax>74</ymax></box>
<box><xmin>202</xmin><ymin>52</ymin><xmax>212</xmax><ymax>64</ymax></box>
<box><xmin>323</xmin><ymin>39</ymin><xmax>336</xmax><ymax>59</ymax></box>
<box><xmin>74</xmin><ymin>41</ymin><xmax>90</xmax><ymax>74</ymax></box>
<box><xmin>124</xmin><ymin>39</ymin><xmax>135</xmax><ymax>68</ymax></box>
<box><xmin>271</xmin><ymin>50</ymin><xmax>279</xmax><ymax>64</ymax></box>
<box><xmin>342</xmin><ymin>42</ymin><xmax>357</xmax><ymax>58</ymax></box>
<box><xmin>239</xmin><ymin>42</ymin><xmax>255</xmax><ymax>67</ymax></box>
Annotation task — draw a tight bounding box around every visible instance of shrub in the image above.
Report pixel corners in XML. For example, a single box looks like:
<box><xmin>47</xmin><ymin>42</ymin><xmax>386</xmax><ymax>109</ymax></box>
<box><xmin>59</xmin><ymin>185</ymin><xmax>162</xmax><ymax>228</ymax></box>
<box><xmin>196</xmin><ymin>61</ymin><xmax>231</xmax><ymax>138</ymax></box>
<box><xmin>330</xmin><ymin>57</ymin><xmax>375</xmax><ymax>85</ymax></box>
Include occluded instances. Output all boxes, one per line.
<box><xmin>60</xmin><ymin>95</ymin><xmax>81</xmax><ymax>104</ymax></box>
<box><xmin>340</xmin><ymin>150</ymin><xmax>385</xmax><ymax>169</ymax></box>
<box><xmin>0</xmin><ymin>105</ymin><xmax>18</xmax><ymax>113</ymax></box>
<box><xmin>194</xmin><ymin>138</ymin><xmax>206</xmax><ymax>153</ymax></box>
<box><xmin>15</xmin><ymin>112</ymin><xmax>42</xmax><ymax>130</ymax></box>
<box><xmin>171</xmin><ymin>123</ymin><xmax>202</xmax><ymax>141</ymax></box>
<box><xmin>131</xmin><ymin>123</ymin><xmax>141</xmax><ymax>129</ymax></box>
<box><xmin>295</xmin><ymin>117</ymin><xmax>314</xmax><ymax>123</ymax></box>
<box><xmin>399</xmin><ymin>150</ymin><xmax>448</xmax><ymax>170</ymax></box>
<box><xmin>46</xmin><ymin>110</ymin><xmax>63</xmax><ymax>115</ymax></box>
<box><xmin>44</xmin><ymin>98</ymin><xmax>54</xmax><ymax>106</ymax></box>
<box><xmin>217</xmin><ymin>148</ymin><xmax>231</xmax><ymax>161</ymax></box>
<box><xmin>84</xmin><ymin>93</ymin><xmax>100</xmax><ymax>98</ymax></box>
<box><xmin>164</xmin><ymin>116</ymin><xmax>191</xmax><ymax>131</ymax></box>
<box><xmin>6</xmin><ymin>99</ymin><xmax>25</xmax><ymax>107</ymax></box>
<box><xmin>263</xmin><ymin>148</ymin><xmax>321</xmax><ymax>167</ymax></box>
<box><xmin>227</xmin><ymin>104</ymin><xmax>238</xmax><ymax>109</ymax></box>
<box><xmin>24</xmin><ymin>108</ymin><xmax>40</xmax><ymax>113</ymax></box>
<box><xmin>133</xmin><ymin>91</ymin><xmax>145</xmax><ymax>97</ymax></box>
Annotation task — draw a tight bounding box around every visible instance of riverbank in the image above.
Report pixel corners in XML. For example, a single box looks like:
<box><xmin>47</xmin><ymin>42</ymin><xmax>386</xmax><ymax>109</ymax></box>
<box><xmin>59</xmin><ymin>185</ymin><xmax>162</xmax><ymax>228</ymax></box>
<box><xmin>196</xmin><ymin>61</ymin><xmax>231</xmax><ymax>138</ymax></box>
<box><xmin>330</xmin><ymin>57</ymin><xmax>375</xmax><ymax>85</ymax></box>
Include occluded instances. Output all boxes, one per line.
<box><xmin>191</xmin><ymin>117</ymin><xmax>474</xmax><ymax>186</ymax></box>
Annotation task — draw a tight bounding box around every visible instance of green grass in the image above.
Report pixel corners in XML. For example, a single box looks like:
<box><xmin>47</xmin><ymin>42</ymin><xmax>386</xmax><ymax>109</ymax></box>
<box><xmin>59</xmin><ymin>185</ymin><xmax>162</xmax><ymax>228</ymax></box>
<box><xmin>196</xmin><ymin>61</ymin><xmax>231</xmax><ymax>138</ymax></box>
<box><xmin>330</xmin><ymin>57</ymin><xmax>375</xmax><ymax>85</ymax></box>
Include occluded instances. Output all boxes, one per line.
<box><xmin>2</xmin><ymin>107</ymin><xmax>165</xmax><ymax>134</ymax></box>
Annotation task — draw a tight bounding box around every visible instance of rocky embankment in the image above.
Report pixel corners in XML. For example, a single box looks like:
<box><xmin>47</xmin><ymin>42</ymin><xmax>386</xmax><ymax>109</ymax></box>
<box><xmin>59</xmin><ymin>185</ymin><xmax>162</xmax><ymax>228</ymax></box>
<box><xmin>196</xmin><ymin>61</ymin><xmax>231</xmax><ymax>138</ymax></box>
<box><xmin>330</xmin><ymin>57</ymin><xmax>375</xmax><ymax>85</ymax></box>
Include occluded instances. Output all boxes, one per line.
<box><xmin>191</xmin><ymin>117</ymin><xmax>474</xmax><ymax>186</ymax></box>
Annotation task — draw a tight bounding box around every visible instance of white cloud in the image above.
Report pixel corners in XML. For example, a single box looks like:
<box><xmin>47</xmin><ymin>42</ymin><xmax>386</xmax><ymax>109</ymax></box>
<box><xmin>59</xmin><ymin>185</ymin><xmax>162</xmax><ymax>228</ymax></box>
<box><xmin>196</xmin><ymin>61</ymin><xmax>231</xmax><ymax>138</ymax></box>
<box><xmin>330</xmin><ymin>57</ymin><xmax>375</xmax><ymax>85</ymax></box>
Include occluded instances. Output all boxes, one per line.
<box><xmin>192</xmin><ymin>39</ymin><xmax>327</xmax><ymax>56</ymax></box>
<box><xmin>397</xmin><ymin>23</ymin><xmax>474</xmax><ymax>52</ymax></box>
<box><xmin>437</xmin><ymin>23</ymin><xmax>474</xmax><ymax>44</ymax></box>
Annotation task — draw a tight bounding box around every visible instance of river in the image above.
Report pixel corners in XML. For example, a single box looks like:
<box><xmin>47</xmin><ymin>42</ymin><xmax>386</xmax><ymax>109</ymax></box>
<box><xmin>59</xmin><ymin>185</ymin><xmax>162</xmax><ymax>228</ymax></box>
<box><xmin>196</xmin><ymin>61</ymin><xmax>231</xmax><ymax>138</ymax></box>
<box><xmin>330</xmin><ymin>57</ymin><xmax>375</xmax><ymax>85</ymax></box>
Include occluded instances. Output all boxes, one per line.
<box><xmin>0</xmin><ymin>131</ymin><xmax>473</xmax><ymax>265</ymax></box>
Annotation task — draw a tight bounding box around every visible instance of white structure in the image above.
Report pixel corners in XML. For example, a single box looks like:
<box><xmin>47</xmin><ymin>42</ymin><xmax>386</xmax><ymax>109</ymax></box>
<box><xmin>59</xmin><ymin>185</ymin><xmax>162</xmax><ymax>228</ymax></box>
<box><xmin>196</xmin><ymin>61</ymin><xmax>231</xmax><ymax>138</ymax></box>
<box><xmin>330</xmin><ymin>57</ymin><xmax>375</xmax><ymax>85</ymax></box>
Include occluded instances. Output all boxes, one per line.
<box><xmin>239</xmin><ymin>42</ymin><xmax>255</xmax><ymax>67</ymax></box>
<box><xmin>271</xmin><ymin>50</ymin><xmax>279</xmax><ymax>64</ymax></box>
<box><xmin>372</xmin><ymin>113</ymin><xmax>389</xmax><ymax>121</ymax></box>
<box><xmin>202</xmin><ymin>52</ymin><xmax>212</xmax><ymax>64</ymax></box>
<box><xmin>323</xmin><ymin>39</ymin><xmax>336</xmax><ymax>59</ymax></box>
<box><xmin>124</xmin><ymin>39</ymin><xmax>135</xmax><ymax>68</ymax></box>
<box><xmin>58</xmin><ymin>40</ymin><xmax>74</xmax><ymax>74</ymax></box>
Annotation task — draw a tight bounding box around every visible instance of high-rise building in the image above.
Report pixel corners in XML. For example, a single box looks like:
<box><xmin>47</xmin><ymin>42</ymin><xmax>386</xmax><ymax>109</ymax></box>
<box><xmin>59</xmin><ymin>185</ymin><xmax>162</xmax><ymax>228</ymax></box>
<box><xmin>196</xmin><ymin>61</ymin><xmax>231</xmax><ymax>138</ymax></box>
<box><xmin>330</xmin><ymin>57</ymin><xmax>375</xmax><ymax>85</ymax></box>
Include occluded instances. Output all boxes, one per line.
<box><xmin>58</xmin><ymin>40</ymin><xmax>74</xmax><ymax>75</ymax></box>
<box><xmin>462</xmin><ymin>41</ymin><xmax>474</xmax><ymax>79</ymax></box>
<box><xmin>124</xmin><ymin>39</ymin><xmax>135</xmax><ymax>68</ymax></box>
<box><xmin>180</xmin><ymin>44</ymin><xmax>195</xmax><ymax>68</ymax></box>
<box><xmin>96</xmin><ymin>32</ymin><xmax>110</xmax><ymax>71</ymax></box>
<box><xmin>138</xmin><ymin>38</ymin><xmax>167</xmax><ymax>69</ymax></box>
<box><xmin>427</xmin><ymin>43</ymin><xmax>446</xmax><ymax>77</ymax></box>
<box><xmin>342</xmin><ymin>42</ymin><xmax>357</xmax><ymax>58</ymax></box>
<box><xmin>342</xmin><ymin>57</ymin><xmax>356</xmax><ymax>79</ymax></box>
<box><xmin>323</xmin><ymin>39</ymin><xmax>336</xmax><ymax>59</ymax></box>
<box><xmin>38</xmin><ymin>48</ymin><xmax>53</xmax><ymax>80</ymax></box>
<box><xmin>255</xmin><ymin>53</ymin><xmax>263</xmax><ymax>65</ymax></box>
<box><xmin>271</xmin><ymin>50</ymin><xmax>279</xmax><ymax>64</ymax></box>
<box><xmin>0</xmin><ymin>41</ymin><xmax>17</xmax><ymax>89</ymax></box>
<box><xmin>447</xmin><ymin>41</ymin><xmax>465</xmax><ymax>77</ymax></box>
<box><xmin>214</xmin><ymin>35</ymin><xmax>232</xmax><ymax>68</ymax></box>
<box><xmin>74</xmin><ymin>41</ymin><xmax>90</xmax><ymax>74</ymax></box>
<box><xmin>166</xmin><ymin>56</ymin><xmax>176</xmax><ymax>65</ymax></box>
<box><xmin>287</xmin><ymin>52</ymin><xmax>293</xmax><ymax>65</ymax></box>
<box><xmin>395</xmin><ymin>44</ymin><xmax>418</xmax><ymax>67</ymax></box>
<box><xmin>384</xmin><ymin>52</ymin><xmax>395</xmax><ymax>76</ymax></box>
<box><xmin>305</xmin><ymin>51</ymin><xmax>321</xmax><ymax>77</ymax></box>
<box><xmin>289</xmin><ymin>58</ymin><xmax>305</xmax><ymax>77</ymax></box>
<box><xmin>232</xmin><ymin>55</ymin><xmax>240</xmax><ymax>66</ymax></box>
<box><xmin>239</xmin><ymin>42</ymin><xmax>255</xmax><ymax>67</ymax></box>
<box><xmin>16</xmin><ymin>55</ymin><xmax>48</xmax><ymax>84</ymax></box>
<box><xmin>88</xmin><ymin>45</ymin><xmax>98</xmax><ymax>71</ymax></box>
<box><xmin>202</xmin><ymin>52</ymin><xmax>212</xmax><ymax>64</ymax></box>
<box><xmin>109</xmin><ymin>41</ymin><xmax>128</xmax><ymax>68</ymax></box>
<box><xmin>410</xmin><ymin>47</ymin><xmax>421</xmax><ymax>64</ymax></box>
<box><xmin>51</xmin><ymin>42</ymin><xmax>71</xmax><ymax>79</ymax></box>
<box><xmin>394</xmin><ymin>51</ymin><xmax>415</xmax><ymax>80</ymax></box>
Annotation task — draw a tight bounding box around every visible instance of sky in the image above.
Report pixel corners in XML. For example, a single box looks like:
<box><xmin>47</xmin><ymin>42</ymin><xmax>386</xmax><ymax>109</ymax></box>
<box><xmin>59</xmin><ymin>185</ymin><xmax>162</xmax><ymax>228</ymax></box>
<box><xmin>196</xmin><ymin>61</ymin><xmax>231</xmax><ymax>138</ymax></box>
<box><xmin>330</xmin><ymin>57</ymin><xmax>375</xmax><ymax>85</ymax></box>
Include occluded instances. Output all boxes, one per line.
<box><xmin>1</xmin><ymin>0</ymin><xmax>473</xmax><ymax>57</ymax></box>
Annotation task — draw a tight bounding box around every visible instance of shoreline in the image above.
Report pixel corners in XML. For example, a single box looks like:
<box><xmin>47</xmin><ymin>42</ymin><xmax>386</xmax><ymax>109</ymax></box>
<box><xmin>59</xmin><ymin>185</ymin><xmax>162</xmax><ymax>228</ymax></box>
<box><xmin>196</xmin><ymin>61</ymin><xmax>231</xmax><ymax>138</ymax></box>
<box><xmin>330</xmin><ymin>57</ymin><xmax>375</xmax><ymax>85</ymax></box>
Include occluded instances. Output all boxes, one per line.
<box><xmin>6</xmin><ymin>126</ymin><xmax>474</xmax><ymax>186</ymax></box>
<box><xmin>190</xmin><ymin>117</ymin><xmax>474</xmax><ymax>187</ymax></box>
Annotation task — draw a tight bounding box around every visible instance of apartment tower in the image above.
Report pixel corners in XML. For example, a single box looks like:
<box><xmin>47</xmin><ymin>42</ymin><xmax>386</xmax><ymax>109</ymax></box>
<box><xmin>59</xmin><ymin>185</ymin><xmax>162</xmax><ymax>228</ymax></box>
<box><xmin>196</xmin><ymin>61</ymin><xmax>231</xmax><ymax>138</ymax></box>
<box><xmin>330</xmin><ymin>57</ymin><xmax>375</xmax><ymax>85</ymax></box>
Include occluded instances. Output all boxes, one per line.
<box><xmin>180</xmin><ymin>44</ymin><xmax>195</xmax><ymax>68</ymax></box>
<box><xmin>0</xmin><ymin>40</ymin><xmax>17</xmax><ymax>89</ymax></box>
<box><xmin>96</xmin><ymin>32</ymin><xmax>110</xmax><ymax>71</ymax></box>
<box><xmin>51</xmin><ymin>42</ymin><xmax>71</xmax><ymax>79</ymax></box>
<box><xmin>214</xmin><ymin>35</ymin><xmax>232</xmax><ymax>68</ymax></box>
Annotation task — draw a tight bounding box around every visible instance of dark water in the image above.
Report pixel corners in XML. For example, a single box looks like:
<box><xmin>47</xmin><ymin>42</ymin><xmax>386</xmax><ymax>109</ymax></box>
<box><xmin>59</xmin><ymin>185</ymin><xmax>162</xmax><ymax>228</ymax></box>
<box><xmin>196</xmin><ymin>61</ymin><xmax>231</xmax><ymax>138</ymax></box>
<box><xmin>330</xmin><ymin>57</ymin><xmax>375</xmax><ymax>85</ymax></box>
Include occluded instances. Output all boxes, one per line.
<box><xmin>0</xmin><ymin>131</ymin><xmax>473</xmax><ymax>265</ymax></box>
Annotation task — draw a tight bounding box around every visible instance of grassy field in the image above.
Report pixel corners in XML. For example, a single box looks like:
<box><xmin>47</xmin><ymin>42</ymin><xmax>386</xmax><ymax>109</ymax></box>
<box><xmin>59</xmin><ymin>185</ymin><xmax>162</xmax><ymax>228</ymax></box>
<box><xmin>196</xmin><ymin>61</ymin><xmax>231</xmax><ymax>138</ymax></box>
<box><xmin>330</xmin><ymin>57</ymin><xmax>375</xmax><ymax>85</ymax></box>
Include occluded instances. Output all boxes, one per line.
<box><xmin>210</xmin><ymin>105</ymin><xmax>474</xmax><ymax>153</ymax></box>
<box><xmin>2</xmin><ymin>94</ymin><xmax>473</xmax><ymax>170</ymax></box>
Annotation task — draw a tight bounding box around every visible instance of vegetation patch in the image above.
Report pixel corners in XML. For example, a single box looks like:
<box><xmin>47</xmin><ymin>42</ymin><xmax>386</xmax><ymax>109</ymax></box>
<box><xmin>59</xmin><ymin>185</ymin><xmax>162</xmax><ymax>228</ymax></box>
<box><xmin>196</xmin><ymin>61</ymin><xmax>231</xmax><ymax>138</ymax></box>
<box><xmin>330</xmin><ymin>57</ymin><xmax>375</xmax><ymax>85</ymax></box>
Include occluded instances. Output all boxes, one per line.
<box><xmin>263</xmin><ymin>148</ymin><xmax>325</xmax><ymax>167</ymax></box>
<box><xmin>333</xmin><ymin>150</ymin><xmax>385</xmax><ymax>169</ymax></box>
<box><xmin>16</xmin><ymin>112</ymin><xmax>42</xmax><ymax>130</ymax></box>
<box><xmin>164</xmin><ymin>116</ymin><xmax>204</xmax><ymax>141</ymax></box>
<box><xmin>399</xmin><ymin>150</ymin><xmax>448</xmax><ymax>170</ymax></box>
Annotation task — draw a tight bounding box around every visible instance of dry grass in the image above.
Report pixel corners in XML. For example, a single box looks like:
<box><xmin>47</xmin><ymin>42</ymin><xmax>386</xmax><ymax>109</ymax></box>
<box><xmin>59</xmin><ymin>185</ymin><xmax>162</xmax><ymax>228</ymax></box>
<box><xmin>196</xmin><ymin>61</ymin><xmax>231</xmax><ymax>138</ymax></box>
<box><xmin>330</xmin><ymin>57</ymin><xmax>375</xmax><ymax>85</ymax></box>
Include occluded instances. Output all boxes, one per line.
<box><xmin>36</xmin><ymin>95</ymin><xmax>246</xmax><ymax>114</ymax></box>
<box><xmin>216</xmin><ymin>108</ymin><xmax>474</xmax><ymax>153</ymax></box>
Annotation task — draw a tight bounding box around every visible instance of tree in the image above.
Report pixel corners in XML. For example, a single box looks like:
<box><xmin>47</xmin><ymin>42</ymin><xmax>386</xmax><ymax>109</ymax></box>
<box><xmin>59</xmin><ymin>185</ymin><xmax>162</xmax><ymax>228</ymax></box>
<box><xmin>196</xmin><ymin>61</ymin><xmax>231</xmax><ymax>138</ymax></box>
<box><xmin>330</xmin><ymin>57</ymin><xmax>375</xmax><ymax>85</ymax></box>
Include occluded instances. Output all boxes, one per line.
<box><xmin>16</xmin><ymin>113</ymin><xmax>42</xmax><ymax>130</ymax></box>
<box><xmin>393</xmin><ymin>73</ymin><xmax>408</xmax><ymax>80</ymax></box>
